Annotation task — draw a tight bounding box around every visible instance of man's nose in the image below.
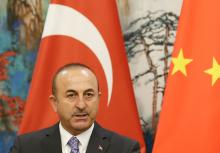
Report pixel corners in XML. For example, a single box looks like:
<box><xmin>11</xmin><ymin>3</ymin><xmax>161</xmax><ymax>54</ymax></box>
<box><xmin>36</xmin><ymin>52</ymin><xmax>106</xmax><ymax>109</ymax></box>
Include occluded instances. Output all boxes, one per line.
<box><xmin>76</xmin><ymin>96</ymin><xmax>86</xmax><ymax>110</ymax></box>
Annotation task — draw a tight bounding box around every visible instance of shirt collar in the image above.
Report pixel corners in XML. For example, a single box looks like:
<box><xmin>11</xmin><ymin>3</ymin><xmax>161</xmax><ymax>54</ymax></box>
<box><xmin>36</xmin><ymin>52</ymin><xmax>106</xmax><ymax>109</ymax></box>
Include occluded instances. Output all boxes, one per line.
<box><xmin>59</xmin><ymin>122</ymin><xmax>94</xmax><ymax>149</ymax></box>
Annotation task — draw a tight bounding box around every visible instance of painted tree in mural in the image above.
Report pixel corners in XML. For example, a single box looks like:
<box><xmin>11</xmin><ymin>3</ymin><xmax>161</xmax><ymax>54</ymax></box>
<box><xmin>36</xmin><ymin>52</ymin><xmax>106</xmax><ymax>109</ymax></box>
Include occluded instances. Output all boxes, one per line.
<box><xmin>0</xmin><ymin>0</ymin><xmax>44</xmax><ymax>133</ymax></box>
<box><xmin>125</xmin><ymin>11</ymin><xmax>178</xmax><ymax>137</ymax></box>
<box><xmin>0</xmin><ymin>1</ymin><xmax>45</xmax><ymax>152</ymax></box>
<box><xmin>0</xmin><ymin>51</ymin><xmax>25</xmax><ymax>131</ymax></box>
<box><xmin>7</xmin><ymin>0</ymin><xmax>43</xmax><ymax>50</ymax></box>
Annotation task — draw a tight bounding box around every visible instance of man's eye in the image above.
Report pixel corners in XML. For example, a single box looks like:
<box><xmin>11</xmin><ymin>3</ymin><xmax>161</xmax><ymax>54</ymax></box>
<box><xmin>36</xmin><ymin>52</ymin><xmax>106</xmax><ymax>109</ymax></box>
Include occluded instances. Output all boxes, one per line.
<box><xmin>67</xmin><ymin>94</ymin><xmax>76</xmax><ymax>98</ymax></box>
<box><xmin>84</xmin><ymin>92</ymin><xmax>94</xmax><ymax>98</ymax></box>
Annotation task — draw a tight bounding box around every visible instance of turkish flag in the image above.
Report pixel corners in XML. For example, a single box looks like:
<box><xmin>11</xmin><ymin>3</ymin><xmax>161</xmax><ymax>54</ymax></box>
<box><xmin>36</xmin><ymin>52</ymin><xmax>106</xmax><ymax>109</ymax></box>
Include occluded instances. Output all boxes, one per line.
<box><xmin>19</xmin><ymin>0</ymin><xmax>145</xmax><ymax>152</ymax></box>
<box><xmin>153</xmin><ymin>0</ymin><xmax>220</xmax><ymax>153</ymax></box>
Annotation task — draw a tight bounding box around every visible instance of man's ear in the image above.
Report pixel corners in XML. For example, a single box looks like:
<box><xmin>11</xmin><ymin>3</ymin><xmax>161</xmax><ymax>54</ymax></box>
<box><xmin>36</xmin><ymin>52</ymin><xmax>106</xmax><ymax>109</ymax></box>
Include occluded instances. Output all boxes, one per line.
<box><xmin>49</xmin><ymin>95</ymin><xmax>58</xmax><ymax>112</ymax></box>
<box><xmin>98</xmin><ymin>91</ymin><xmax>101</xmax><ymax>100</ymax></box>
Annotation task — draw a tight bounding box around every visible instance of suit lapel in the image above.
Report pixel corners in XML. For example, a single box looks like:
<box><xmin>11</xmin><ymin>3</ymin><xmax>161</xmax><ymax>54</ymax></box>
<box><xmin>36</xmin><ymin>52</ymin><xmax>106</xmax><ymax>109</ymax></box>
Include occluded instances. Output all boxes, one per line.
<box><xmin>41</xmin><ymin>123</ymin><xmax>62</xmax><ymax>153</ymax></box>
<box><xmin>86</xmin><ymin>123</ymin><xmax>111</xmax><ymax>153</ymax></box>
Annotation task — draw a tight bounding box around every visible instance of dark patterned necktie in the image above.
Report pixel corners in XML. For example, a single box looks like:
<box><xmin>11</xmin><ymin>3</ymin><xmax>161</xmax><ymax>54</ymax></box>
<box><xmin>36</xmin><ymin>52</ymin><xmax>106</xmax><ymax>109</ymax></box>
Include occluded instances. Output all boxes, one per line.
<box><xmin>68</xmin><ymin>137</ymin><xmax>80</xmax><ymax>153</ymax></box>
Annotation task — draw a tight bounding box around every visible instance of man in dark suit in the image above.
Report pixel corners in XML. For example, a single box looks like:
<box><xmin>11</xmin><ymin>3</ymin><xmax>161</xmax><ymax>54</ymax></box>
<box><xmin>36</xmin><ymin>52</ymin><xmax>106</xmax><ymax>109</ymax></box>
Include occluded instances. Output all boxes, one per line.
<box><xmin>10</xmin><ymin>63</ymin><xmax>140</xmax><ymax>153</ymax></box>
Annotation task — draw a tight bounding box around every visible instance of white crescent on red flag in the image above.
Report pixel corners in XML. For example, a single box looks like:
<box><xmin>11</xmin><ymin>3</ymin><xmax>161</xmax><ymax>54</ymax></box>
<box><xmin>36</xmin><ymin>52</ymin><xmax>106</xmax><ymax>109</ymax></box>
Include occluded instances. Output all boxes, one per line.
<box><xmin>19</xmin><ymin>0</ymin><xmax>145</xmax><ymax>152</ymax></box>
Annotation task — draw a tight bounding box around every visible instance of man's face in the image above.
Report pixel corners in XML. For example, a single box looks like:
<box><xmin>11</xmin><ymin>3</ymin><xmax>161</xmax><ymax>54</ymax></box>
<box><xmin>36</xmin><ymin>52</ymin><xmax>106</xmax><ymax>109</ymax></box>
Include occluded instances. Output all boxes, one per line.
<box><xmin>49</xmin><ymin>67</ymin><xmax>100</xmax><ymax>135</ymax></box>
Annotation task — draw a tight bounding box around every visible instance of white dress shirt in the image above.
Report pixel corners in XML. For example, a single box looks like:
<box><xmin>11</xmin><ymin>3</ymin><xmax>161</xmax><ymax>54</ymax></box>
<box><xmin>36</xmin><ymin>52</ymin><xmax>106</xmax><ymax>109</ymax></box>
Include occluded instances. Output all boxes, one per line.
<box><xmin>59</xmin><ymin>122</ymin><xmax>94</xmax><ymax>153</ymax></box>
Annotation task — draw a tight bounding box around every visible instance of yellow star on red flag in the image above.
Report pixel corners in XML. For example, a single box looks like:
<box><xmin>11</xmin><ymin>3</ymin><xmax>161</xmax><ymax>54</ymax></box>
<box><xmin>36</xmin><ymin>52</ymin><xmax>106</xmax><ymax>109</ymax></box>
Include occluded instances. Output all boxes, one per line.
<box><xmin>204</xmin><ymin>57</ymin><xmax>220</xmax><ymax>86</ymax></box>
<box><xmin>171</xmin><ymin>49</ymin><xmax>193</xmax><ymax>76</ymax></box>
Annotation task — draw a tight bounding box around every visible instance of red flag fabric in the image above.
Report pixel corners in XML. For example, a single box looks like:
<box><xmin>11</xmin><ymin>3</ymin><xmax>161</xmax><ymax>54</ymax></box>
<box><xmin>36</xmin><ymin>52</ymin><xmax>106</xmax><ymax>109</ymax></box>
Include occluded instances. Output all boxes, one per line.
<box><xmin>153</xmin><ymin>0</ymin><xmax>220</xmax><ymax>153</ymax></box>
<box><xmin>19</xmin><ymin>0</ymin><xmax>145</xmax><ymax>152</ymax></box>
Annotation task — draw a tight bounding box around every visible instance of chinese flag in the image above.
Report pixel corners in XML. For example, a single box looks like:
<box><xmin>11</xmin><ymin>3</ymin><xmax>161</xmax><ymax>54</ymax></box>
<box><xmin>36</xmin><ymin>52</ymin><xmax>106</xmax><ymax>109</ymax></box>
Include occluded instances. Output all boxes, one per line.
<box><xmin>19</xmin><ymin>0</ymin><xmax>145</xmax><ymax>152</ymax></box>
<box><xmin>153</xmin><ymin>0</ymin><xmax>220</xmax><ymax>153</ymax></box>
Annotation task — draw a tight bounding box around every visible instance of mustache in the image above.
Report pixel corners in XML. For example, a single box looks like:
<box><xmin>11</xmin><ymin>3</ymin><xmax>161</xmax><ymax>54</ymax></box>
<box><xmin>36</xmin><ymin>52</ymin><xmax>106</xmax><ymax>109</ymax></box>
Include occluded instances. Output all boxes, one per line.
<box><xmin>72</xmin><ymin>111</ymin><xmax>89</xmax><ymax>116</ymax></box>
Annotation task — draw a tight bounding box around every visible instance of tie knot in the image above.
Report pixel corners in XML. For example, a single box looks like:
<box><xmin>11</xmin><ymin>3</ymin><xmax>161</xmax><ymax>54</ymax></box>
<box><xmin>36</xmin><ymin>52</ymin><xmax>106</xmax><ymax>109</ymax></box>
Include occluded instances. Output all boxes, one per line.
<box><xmin>68</xmin><ymin>137</ymin><xmax>80</xmax><ymax>152</ymax></box>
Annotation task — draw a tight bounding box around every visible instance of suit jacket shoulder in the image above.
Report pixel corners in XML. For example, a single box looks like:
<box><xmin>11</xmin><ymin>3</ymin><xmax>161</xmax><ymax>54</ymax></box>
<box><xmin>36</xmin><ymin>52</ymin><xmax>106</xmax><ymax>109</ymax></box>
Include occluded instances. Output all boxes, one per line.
<box><xmin>10</xmin><ymin>122</ymin><xmax>140</xmax><ymax>153</ymax></box>
<box><xmin>9</xmin><ymin>123</ymin><xmax>62</xmax><ymax>153</ymax></box>
<box><xmin>86</xmin><ymin>122</ymin><xmax>140</xmax><ymax>153</ymax></box>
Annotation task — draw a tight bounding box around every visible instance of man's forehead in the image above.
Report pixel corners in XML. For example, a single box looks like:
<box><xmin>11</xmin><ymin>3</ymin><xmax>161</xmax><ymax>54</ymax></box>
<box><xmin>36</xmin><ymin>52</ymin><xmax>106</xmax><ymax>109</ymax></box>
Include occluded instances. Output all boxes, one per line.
<box><xmin>56</xmin><ymin>67</ymin><xmax>99</xmax><ymax>86</ymax></box>
<box><xmin>59</xmin><ymin>67</ymin><xmax>94</xmax><ymax>77</ymax></box>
